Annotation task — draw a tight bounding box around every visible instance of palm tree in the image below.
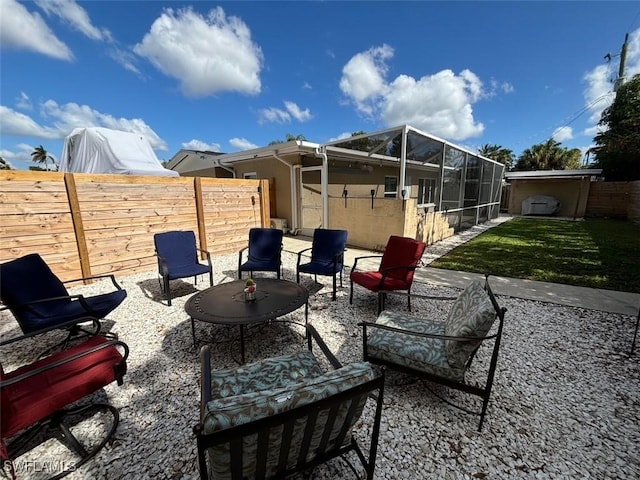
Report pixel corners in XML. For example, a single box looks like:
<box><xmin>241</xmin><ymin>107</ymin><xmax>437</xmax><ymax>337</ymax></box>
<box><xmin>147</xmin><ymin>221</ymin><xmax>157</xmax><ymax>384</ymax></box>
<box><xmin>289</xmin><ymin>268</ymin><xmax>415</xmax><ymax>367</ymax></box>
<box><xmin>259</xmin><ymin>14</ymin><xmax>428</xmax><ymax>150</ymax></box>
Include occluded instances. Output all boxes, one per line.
<box><xmin>514</xmin><ymin>139</ymin><xmax>581</xmax><ymax>171</ymax></box>
<box><xmin>0</xmin><ymin>156</ymin><xmax>11</xmax><ymax>170</ymax></box>
<box><xmin>31</xmin><ymin>145</ymin><xmax>55</xmax><ymax>171</ymax></box>
<box><xmin>478</xmin><ymin>144</ymin><xmax>515</xmax><ymax>170</ymax></box>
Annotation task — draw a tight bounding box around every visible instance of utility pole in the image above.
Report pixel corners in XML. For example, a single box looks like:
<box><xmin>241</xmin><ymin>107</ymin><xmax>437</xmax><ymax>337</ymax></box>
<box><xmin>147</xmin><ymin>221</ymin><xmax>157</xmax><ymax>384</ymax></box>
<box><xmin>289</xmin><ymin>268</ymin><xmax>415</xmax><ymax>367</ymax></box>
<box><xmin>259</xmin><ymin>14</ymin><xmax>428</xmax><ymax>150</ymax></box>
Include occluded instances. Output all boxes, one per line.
<box><xmin>613</xmin><ymin>33</ymin><xmax>629</xmax><ymax>92</ymax></box>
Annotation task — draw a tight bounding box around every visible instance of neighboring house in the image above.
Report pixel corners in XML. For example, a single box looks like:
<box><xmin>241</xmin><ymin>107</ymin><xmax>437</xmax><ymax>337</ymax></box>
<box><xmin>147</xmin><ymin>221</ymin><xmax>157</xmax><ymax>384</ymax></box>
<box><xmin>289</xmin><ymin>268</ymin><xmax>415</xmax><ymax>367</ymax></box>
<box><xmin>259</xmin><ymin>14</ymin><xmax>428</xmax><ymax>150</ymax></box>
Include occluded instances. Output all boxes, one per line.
<box><xmin>504</xmin><ymin>169</ymin><xmax>603</xmax><ymax>219</ymax></box>
<box><xmin>165</xmin><ymin>149</ymin><xmax>234</xmax><ymax>178</ymax></box>
<box><xmin>167</xmin><ymin>125</ymin><xmax>505</xmax><ymax>250</ymax></box>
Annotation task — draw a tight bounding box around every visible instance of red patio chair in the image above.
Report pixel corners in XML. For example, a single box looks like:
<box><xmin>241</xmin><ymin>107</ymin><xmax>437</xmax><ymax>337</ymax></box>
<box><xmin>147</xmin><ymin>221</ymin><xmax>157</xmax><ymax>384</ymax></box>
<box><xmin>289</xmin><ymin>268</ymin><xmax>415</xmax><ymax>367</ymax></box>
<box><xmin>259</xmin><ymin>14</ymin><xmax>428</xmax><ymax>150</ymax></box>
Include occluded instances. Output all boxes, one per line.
<box><xmin>350</xmin><ymin>235</ymin><xmax>426</xmax><ymax>314</ymax></box>
<box><xmin>1</xmin><ymin>335</ymin><xmax>129</xmax><ymax>479</ymax></box>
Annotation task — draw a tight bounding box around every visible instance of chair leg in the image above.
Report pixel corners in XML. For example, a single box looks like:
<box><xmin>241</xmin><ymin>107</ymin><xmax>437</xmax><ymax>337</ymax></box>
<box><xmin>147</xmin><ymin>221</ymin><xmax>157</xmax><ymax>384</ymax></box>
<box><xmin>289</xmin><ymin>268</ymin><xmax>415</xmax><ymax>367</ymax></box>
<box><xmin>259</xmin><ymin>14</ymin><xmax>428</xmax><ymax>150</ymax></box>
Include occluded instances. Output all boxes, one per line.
<box><xmin>349</xmin><ymin>280</ymin><xmax>354</xmax><ymax>304</ymax></box>
<box><xmin>332</xmin><ymin>273</ymin><xmax>337</xmax><ymax>301</ymax></box>
<box><xmin>208</xmin><ymin>269</ymin><xmax>213</xmax><ymax>287</ymax></box>
<box><xmin>164</xmin><ymin>276</ymin><xmax>172</xmax><ymax>306</ymax></box>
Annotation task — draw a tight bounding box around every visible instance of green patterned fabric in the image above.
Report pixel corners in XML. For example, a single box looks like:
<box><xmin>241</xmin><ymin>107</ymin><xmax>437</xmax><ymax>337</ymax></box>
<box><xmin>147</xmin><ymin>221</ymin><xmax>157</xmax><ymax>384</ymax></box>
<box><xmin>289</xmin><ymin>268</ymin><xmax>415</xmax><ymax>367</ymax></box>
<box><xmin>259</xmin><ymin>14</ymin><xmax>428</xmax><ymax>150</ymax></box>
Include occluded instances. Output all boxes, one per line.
<box><xmin>444</xmin><ymin>280</ymin><xmax>496</xmax><ymax>369</ymax></box>
<box><xmin>209</xmin><ymin>350</ymin><xmax>324</xmax><ymax>399</ymax></box>
<box><xmin>367</xmin><ymin>310</ymin><xmax>466</xmax><ymax>381</ymax></box>
<box><xmin>203</xmin><ymin>356</ymin><xmax>375</xmax><ymax>480</ymax></box>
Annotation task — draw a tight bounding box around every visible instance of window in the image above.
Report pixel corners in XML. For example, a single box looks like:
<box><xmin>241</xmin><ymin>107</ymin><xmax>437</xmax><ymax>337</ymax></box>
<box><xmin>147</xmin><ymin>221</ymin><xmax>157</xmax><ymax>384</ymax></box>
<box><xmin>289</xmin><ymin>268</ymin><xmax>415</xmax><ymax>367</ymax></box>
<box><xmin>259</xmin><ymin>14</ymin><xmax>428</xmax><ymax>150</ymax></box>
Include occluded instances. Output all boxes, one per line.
<box><xmin>384</xmin><ymin>176</ymin><xmax>398</xmax><ymax>198</ymax></box>
<box><xmin>243</xmin><ymin>172</ymin><xmax>257</xmax><ymax>179</ymax></box>
<box><xmin>418</xmin><ymin>178</ymin><xmax>436</xmax><ymax>204</ymax></box>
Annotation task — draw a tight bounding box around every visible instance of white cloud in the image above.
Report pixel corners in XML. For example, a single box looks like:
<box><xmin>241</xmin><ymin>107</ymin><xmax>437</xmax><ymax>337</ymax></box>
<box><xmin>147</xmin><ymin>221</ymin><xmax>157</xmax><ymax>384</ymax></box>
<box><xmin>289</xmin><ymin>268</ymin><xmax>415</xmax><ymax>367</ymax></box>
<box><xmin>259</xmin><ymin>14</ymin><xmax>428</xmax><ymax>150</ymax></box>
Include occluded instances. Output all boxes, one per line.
<box><xmin>181</xmin><ymin>139</ymin><xmax>221</xmax><ymax>152</ymax></box>
<box><xmin>40</xmin><ymin>100</ymin><xmax>168</xmax><ymax>150</ymax></box>
<box><xmin>134</xmin><ymin>6</ymin><xmax>263</xmax><ymax>97</ymax></box>
<box><xmin>327</xmin><ymin>132</ymin><xmax>353</xmax><ymax>142</ymax></box>
<box><xmin>258</xmin><ymin>101</ymin><xmax>313</xmax><ymax>124</ymax></box>
<box><xmin>284</xmin><ymin>101</ymin><xmax>312</xmax><ymax>122</ymax></box>
<box><xmin>0</xmin><ymin>0</ymin><xmax>73</xmax><ymax>60</ymax></box>
<box><xmin>339</xmin><ymin>44</ymin><xmax>393</xmax><ymax>115</ymax></box>
<box><xmin>0</xmin><ymin>143</ymin><xmax>37</xmax><ymax>167</ymax></box>
<box><xmin>339</xmin><ymin>45</ymin><xmax>493</xmax><ymax>140</ymax></box>
<box><xmin>16</xmin><ymin>92</ymin><xmax>32</xmax><ymax>110</ymax></box>
<box><xmin>258</xmin><ymin>107</ymin><xmax>290</xmax><ymax>124</ymax></box>
<box><xmin>229</xmin><ymin>137</ymin><xmax>259</xmax><ymax>150</ymax></box>
<box><xmin>0</xmin><ymin>105</ymin><xmax>60</xmax><ymax>138</ymax></box>
<box><xmin>0</xmin><ymin>101</ymin><xmax>167</xmax><ymax>151</ymax></box>
<box><xmin>552</xmin><ymin>126</ymin><xmax>573</xmax><ymax>142</ymax></box>
<box><xmin>35</xmin><ymin>0</ymin><xmax>111</xmax><ymax>41</ymax></box>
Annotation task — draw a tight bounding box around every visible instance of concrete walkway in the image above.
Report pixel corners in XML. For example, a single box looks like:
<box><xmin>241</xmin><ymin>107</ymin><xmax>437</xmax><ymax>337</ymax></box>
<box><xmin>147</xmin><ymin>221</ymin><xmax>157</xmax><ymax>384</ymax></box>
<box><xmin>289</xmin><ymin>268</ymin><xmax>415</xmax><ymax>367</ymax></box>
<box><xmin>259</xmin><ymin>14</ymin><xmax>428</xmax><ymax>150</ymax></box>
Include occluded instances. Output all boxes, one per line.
<box><xmin>282</xmin><ymin>228</ymin><xmax>640</xmax><ymax>317</ymax></box>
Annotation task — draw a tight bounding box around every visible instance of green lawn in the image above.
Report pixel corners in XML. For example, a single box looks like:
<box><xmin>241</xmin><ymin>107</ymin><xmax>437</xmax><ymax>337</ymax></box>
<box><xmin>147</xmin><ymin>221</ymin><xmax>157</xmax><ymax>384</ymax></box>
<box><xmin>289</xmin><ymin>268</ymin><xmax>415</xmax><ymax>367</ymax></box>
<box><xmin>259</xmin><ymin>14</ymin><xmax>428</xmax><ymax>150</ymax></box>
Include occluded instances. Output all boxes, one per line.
<box><xmin>429</xmin><ymin>217</ymin><xmax>640</xmax><ymax>293</ymax></box>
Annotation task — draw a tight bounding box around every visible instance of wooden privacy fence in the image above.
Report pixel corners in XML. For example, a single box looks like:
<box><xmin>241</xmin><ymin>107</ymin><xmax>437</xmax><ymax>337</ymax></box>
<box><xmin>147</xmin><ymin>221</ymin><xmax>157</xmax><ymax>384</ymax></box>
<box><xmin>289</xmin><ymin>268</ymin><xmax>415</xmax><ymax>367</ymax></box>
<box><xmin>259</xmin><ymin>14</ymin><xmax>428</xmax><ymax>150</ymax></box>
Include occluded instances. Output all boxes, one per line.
<box><xmin>0</xmin><ymin>171</ymin><xmax>270</xmax><ymax>282</ymax></box>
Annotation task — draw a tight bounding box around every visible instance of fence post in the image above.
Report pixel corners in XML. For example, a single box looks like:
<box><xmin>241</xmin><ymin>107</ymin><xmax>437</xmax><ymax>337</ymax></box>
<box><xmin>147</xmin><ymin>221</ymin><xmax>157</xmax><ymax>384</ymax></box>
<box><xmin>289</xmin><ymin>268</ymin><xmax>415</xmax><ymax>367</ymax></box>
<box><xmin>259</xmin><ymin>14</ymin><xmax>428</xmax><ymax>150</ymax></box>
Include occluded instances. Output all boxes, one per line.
<box><xmin>259</xmin><ymin>179</ymin><xmax>270</xmax><ymax>227</ymax></box>
<box><xmin>64</xmin><ymin>173</ymin><xmax>92</xmax><ymax>282</ymax></box>
<box><xmin>194</xmin><ymin>177</ymin><xmax>208</xmax><ymax>258</ymax></box>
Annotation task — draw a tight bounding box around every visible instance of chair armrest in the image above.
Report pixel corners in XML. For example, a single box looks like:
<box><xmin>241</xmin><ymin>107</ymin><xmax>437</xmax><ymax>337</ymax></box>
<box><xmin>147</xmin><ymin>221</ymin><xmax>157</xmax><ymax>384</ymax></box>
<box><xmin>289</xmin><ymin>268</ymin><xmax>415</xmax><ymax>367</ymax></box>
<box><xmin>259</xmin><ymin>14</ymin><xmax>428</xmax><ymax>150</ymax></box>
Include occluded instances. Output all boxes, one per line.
<box><xmin>351</xmin><ymin>255</ymin><xmax>383</xmax><ymax>272</ymax></box>
<box><xmin>0</xmin><ymin>338</ymin><xmax>129</xmax><ymax>388</ymax></box>
<box><xmin>0</xmin><ymin>317</ymin><xmax>101</xmax><ymax>348</ymax></box>
<box><xmin>1</xmin><ymin>293</ymin><xmax>93</xmax><ymax>312</ymax></box>
<box><xmin>296</xmin><ymin>247</ymin><xmax>313</xmax><ymax>268</ymax></box>
<box><xmin>196</xmin><ymin>248</ymin><xmax>213</xmax><ymax>266</ymax></box>
<box><xmin>156</xmin><ymin>254</ymin><xmax>170</xmax><ymax>277</ymax></box>
<box><xmin>63</xmin><ymin>273</ymin><xmax>123</xmax><ymax>290</ymax></box>
<box><xmin>306</xmin><ymin>324</ymin><xmax>342</xmax><ymax>370</ymax></box>
<box><xmin>360</xmin><ymin>321</ymin><xmax>499</xmax><ymax>343</ymax></box>
<box><xmin>199</xmin><ymin>345</ymin><xmax>212</xmax><ymax>421</ymax></box>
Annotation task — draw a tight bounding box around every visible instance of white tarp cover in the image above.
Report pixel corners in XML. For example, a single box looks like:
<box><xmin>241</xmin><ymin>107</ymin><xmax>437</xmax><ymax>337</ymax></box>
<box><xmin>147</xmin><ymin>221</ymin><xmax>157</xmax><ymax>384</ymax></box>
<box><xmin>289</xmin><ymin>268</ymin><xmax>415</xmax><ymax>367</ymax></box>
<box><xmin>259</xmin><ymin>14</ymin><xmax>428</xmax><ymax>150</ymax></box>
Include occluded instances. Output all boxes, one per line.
<box><xmin>522</xmin><ymin>195</ymin><xmax>561</xmax><ymax>215</ymax></box>
<box><xmin>60</xmin><ymin>127</ymin><xmax>179</xmax><ymax>176</ymax></box>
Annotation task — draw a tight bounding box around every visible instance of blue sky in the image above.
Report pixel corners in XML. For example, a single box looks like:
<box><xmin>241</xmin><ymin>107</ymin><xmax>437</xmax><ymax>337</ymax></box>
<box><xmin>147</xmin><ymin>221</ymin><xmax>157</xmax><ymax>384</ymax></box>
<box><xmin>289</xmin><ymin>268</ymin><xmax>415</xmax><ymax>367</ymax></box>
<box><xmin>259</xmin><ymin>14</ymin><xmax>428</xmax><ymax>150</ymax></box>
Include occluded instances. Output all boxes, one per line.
<box><xmin>1</xmin><ymin>0</ymin><xmax>640</xmax><ymax>170</ymax></box>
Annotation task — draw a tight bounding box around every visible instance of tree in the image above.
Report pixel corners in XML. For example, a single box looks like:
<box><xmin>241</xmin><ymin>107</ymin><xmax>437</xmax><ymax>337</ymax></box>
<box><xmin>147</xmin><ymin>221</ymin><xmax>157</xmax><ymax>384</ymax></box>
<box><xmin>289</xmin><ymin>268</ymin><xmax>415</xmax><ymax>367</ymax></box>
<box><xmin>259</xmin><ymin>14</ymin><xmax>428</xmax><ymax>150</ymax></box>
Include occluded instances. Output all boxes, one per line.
<box><xmin>592</xmin><ymin>73</ymin><xmax>640</xmax><ymax>181</ymax></box>
<box><xmin>30</xmin><ymin>145</ymin><xmax>56</xmax><ymax>171</ymax></box>
<box><xmin>478</xmin><ymin>144</ymin><xmax>515</xmax><ymax>170</ymax></box>
<box><xmin>514</xmin><ymin>139</ymin><xmax>581</xmax><ymax>171</ymax></box>
<box><xmin>268</xmin><ymin>133</ymin><xmax>307</xmax><ymax>145</ymax></box>
<box><xmin>0</xmin><ymin>157</ymin><xmax>11</xmax><ymax>170</ymax></box>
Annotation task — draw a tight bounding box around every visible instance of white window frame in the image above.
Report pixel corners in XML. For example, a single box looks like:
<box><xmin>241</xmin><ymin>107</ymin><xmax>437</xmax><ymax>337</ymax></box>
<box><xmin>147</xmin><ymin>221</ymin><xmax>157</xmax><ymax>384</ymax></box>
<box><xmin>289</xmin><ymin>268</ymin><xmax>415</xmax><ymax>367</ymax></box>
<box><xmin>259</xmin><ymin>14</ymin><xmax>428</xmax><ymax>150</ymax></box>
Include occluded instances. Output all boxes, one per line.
<box><xmin>418</xmin><ymin>177</ymin><xmax>436</xmax><ymax>205</ymax></box>
<box><xmin>243</xmin><ymin>172</ymin><xmax>258</xmax><ymax>179</ymax></box>
<box><xmin>384</xmin><ymin>175</ymin><xmax>398</xmax><ymax>198</ymax></box>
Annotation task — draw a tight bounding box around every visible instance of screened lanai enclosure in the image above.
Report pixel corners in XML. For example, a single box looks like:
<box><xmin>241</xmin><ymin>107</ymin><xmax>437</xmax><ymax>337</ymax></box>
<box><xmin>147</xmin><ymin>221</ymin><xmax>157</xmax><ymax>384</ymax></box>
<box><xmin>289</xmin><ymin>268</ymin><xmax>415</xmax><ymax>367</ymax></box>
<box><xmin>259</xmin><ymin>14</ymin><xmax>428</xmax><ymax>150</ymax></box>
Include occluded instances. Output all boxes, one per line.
<box><xmin>319</xmin><ymin>125</ymin><xmax>504</xmax><ymax>233</ymax></box>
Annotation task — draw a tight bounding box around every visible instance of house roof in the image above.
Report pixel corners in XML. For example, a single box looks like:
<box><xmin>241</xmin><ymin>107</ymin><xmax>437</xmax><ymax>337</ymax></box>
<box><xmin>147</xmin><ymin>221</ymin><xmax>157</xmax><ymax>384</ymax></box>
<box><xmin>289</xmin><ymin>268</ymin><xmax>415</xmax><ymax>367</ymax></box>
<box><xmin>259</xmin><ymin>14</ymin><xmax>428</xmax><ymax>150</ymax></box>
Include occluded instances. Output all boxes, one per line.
<box><xmin>505</xmin><ymin>169</ymin><xmax>603</xmax><ymax>180</ymax></box>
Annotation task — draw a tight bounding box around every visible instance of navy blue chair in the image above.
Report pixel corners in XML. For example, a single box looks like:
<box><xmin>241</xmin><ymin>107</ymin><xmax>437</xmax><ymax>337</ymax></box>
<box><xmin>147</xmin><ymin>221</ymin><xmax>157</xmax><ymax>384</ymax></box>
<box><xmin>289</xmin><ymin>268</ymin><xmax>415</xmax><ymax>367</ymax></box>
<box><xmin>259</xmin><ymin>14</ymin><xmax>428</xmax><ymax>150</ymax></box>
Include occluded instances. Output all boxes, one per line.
<box><xmin>154</xmin><ymin>231</ymin><xmax>213</xmax><ymax>306</ymax></box>
<box><xmin>238</xmin><ymin>228</ymin><xmax>283</xmax><ymax>280</ymax></box>
<box><xmin>0</xmin><ymin>253</ymin><xmax>127</xmax><ymax>347</ymax></box>
<box><xmin>296</xmin><ymin>229</ymin><xmax>348</xmax><ymax>300</ymax></box>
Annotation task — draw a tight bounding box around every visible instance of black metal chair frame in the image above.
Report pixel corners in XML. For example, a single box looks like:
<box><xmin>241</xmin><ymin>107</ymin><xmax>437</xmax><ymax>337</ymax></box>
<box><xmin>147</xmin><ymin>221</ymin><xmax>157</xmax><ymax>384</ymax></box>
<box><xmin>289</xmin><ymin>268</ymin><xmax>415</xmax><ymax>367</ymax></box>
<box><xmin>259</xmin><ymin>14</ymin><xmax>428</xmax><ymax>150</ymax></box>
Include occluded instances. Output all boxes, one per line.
<box><xmin>156</xmin><ymin>248</ymin><xmax>213</xmax><ymax>306</ymax></box>
<box><xmin>1</xmin><ymin>332</ymin><xmax>129</xmax><ymax>479</ymax></box>
<box><xmin>296</xmin><ymin>248</ymin><xmax>345</xmax><ymax>301</ymax></box>
<box><xmin>350</xmin><ymin>255</ymin><xmax>422</xmax><ymax>314</ymax></box>
<box><xmin>360</xmin><ymin>276</ymin><xmax>507</xmax><ymax>431</ymax></box>
<box><xmin>0</xmin><ymin>273</ymin><xmax>124</xmax><ymax>356</ymax></box>
<box><xmin>194</xmin><ymin>325</ymin><xmax>385</xmax><ymax>480</ymax></box>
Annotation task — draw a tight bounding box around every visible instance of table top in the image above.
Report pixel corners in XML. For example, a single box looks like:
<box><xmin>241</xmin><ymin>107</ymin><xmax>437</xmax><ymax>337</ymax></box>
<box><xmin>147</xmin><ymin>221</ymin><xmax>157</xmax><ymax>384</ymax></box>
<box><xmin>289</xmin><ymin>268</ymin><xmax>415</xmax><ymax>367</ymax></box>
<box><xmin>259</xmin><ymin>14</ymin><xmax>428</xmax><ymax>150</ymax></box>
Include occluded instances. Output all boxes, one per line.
<box><xmin>185</xmin><ymin>278</ymin><xmax>309</xmax><ymax>326</ymax></box>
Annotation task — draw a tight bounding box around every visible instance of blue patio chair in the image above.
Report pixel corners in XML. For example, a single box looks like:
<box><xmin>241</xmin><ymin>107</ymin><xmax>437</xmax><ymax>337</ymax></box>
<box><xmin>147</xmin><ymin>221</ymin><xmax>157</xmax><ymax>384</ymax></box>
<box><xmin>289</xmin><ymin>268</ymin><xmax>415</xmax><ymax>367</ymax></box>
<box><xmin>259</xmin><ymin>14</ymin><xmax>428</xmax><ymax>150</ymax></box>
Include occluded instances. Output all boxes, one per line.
<box><xmin>237</xmin><ymin>228</ymin><xmax>283</xmax><ymax>280</ymax></box>
<box><xmin>154</xmin><ymin>231</ymin><xmax>213</xmax><ymax>306</ymax></box>
<box><xmin>296</xmin><ymin>229</ymin><xmax>348</xmax><ymax>300</ymax></box>
<box><xmin>0</xmin><ymin>253</ymin><xmax>127</xmax><ymax>351</ymax></box>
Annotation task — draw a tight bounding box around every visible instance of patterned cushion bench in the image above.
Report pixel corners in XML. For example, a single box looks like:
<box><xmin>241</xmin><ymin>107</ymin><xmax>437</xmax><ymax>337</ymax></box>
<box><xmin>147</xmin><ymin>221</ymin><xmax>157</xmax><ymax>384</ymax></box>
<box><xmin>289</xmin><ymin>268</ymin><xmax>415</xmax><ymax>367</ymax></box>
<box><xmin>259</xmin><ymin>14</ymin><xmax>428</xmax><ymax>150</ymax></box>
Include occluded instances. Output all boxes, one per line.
<box><xmin>195</xmin><ymin>324</ymin><xmax>385</xmax><ymax>480</ymax></box>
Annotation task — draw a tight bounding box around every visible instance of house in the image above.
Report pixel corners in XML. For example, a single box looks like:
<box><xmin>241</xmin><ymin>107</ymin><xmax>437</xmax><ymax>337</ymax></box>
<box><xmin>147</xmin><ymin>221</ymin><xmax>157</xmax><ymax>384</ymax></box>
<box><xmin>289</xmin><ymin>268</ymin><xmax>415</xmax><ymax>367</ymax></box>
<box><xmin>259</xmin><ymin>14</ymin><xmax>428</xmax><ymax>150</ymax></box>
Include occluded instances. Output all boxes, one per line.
<box><xmin>165</xmin><ymin>149</ymin><xmax>234</xmax><ymax>178</ymax></box>
<box><xmin>167</xmin><ymin>125</ymin><xmax>505</xmax><ymax>250</ymax></box>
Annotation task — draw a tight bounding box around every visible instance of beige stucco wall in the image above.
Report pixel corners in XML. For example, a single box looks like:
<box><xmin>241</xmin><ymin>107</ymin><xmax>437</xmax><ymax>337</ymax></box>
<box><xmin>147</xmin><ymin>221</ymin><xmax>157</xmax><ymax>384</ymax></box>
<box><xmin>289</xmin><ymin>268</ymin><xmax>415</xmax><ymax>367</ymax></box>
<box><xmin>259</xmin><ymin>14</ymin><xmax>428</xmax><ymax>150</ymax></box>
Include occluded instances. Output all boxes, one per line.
<box><xmin>328</xmin><ymin>197</ymin><xmax>408</xmax><ymax>250</ymax></box>
<box><xmin>233</xmin><ymin>159</ymin><xmax>293</xmax><ymax>223</ymax></box>
<box><xmin>508</xmin><ymin>177</ymin><xmax>592</xmax><ymax>218</ymax></box>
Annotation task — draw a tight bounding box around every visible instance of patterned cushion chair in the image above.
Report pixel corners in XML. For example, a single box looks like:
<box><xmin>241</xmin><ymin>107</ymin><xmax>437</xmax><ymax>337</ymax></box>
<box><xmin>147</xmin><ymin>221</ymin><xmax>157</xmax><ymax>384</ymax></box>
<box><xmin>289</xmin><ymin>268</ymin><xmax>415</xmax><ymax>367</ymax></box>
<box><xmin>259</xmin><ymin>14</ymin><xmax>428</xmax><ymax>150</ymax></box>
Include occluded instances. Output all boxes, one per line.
<box><xmin>194</xmin><ymin>324</ymin><xmax>385</xmax><ymax>480</ymax></box>
<box><xmin>361</xmin><ymin>276</ymin><xmax>506</xmax><ymax>431</ymax></box>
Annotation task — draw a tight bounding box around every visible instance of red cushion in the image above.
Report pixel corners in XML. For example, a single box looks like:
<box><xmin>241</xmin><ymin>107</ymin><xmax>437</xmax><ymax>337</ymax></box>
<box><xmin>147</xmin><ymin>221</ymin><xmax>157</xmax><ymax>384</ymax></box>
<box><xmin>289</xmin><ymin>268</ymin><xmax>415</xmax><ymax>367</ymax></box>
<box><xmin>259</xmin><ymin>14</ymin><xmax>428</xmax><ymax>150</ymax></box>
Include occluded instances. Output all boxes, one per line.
<box><xmin>351</xmin><ymin>236</ymin><xmax>426</xmax><ymax>293</ymax></box>
<box><xmin>1</xmin><ymin>336</ymin><xmax>124</xmax><ymax>438</ymax></box>
<box><xmin>350</xmin><ymin>271</ymin><xmax>411</xmax><ymax>292</ymax></box>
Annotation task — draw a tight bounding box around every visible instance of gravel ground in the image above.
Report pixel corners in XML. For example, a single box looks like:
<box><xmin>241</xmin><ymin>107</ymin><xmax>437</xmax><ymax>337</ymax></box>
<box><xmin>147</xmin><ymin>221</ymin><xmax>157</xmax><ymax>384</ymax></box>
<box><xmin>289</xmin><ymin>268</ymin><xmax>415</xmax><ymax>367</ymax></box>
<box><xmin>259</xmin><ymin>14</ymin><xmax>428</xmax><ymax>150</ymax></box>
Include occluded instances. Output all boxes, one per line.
<box><xmin>1</xmin><ymin>241</ymin><xmax>639</xmax><ymax>480</ymax></box>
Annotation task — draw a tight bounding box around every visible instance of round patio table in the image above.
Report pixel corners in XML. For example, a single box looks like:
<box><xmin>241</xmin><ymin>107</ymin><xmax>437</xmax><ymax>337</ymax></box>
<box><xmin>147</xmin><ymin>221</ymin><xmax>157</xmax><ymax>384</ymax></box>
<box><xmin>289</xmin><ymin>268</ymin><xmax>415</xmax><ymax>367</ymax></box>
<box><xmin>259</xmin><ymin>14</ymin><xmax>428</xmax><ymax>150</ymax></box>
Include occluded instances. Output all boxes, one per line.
<box><xmin>185</xmin><ymin>278</ymin><xmax>309</xmax><ymax>363</ymax></box>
